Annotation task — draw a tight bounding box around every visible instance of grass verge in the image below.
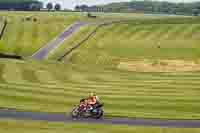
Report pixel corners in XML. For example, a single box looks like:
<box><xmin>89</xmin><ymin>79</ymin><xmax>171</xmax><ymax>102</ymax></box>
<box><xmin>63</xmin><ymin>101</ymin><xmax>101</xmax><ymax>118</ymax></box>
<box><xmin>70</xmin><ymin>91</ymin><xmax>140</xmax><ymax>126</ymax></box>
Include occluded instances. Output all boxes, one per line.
<box><xmin>0</xmin><ymin>119</ymin><xmax>200</xmax><ymax>133</ymax></box>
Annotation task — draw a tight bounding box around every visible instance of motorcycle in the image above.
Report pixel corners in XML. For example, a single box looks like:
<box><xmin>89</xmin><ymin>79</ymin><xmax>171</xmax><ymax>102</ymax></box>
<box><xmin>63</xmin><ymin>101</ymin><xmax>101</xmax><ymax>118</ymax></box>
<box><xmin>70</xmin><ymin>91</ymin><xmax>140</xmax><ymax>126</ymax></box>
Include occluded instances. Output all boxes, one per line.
<box><xmin>71</xmin><ymin>103</ymin><xmax>104</xmax><ymax>119</ymax></box>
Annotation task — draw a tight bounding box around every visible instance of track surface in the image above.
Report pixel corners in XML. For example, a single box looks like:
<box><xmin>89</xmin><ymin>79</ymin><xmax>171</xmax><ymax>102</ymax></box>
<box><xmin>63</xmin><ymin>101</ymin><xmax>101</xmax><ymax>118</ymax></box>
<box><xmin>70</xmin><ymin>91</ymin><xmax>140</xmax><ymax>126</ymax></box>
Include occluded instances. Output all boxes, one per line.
<box><xmin>31</xmin><ymin>22</ymin><xmax>87</xmax><ymax>60</ymax></box>
<box><xmin>0</xmin><ymin>109</ymin><xmax>200</xmax><ymax>128</ymax></box>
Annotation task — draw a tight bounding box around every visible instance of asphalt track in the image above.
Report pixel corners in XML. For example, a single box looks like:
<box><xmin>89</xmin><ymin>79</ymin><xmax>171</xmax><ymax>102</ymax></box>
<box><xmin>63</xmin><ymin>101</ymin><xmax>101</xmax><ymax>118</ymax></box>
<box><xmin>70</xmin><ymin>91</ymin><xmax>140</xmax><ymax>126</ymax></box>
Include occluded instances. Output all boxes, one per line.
<box><xmin>31</xmin><ymin>22</ymin><xmax>87</xmax><ymax>60</ymax></box>
<box><xmin>0</xmin><ymin>109</ymin><xmax>200</xmax><ymax>128</ymax></box>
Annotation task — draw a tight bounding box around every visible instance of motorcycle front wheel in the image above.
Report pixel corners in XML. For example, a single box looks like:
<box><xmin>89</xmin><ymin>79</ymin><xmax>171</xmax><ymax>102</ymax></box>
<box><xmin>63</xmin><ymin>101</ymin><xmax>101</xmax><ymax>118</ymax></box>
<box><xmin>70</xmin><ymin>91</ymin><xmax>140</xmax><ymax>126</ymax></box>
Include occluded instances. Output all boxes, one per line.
<box><xmin>93</xmin><ymin>108</ymin><xmax>104</xmax><ymax>119</ymax></box>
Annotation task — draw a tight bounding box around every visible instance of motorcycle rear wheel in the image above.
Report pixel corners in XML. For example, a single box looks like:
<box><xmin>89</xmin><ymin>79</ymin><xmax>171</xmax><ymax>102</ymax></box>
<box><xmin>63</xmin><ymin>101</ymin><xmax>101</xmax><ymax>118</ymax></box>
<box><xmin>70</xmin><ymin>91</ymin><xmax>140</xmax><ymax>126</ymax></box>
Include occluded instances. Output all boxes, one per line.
<box><xmin>71</xmin><ymin>107</ymin><xmax>80</xmax><ymax>118</ymax></box>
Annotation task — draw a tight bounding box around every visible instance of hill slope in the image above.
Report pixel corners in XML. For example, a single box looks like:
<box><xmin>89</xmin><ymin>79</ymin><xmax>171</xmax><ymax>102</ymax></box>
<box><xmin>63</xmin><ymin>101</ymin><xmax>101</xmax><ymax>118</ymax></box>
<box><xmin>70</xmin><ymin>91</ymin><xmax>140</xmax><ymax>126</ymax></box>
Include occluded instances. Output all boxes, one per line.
<box><xmin>0</xmin><ymin>12</ymin><xmax>81</xmax><ymax>57</ymax></box>
<box><xmin>65</xmin><ymin>17</ymin><xmax>200</xmax><ymax>68</ymax></box>
<box><xmin>0</xmin><ymin>14</ymin><xmax>200</xmax><ymax>121</ymax></box>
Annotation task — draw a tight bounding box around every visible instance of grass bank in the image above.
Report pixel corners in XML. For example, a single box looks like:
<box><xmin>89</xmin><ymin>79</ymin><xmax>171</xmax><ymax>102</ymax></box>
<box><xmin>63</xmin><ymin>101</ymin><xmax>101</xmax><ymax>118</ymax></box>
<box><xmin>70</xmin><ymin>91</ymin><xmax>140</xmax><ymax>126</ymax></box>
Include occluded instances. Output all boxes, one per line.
<box><xmin>0</xmin><ymin>59</ymin><xmax>200</xmax><ymax>119</ymax></box>
<box><xmin>0</xmin><ymin>12</ymin><xmax>82</xmax><ymax>56</ymax></box>
<box><xmin>0</xmin><ymin>119</ymin><xmax>200</xmax><ymax>133</ymax></box>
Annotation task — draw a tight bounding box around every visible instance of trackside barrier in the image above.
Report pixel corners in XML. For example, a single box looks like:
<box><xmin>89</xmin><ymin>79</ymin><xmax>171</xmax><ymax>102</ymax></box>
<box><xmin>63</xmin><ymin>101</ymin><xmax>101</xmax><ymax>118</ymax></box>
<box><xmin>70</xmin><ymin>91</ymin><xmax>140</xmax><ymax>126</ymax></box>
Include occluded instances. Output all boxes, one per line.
<box><xmin>57</xmin><ymin>24</ymin><xmax>104</xmax><ymax>61</ymax></box>
<box><xmin>57</xmin><ymin>20</ymin><xmax>128</xmax><ymax>61</ymax></box>
<box><xmin>0</xmin><ymin>19</ymin><xmax>7</xmax><ymax>40</ymax></box>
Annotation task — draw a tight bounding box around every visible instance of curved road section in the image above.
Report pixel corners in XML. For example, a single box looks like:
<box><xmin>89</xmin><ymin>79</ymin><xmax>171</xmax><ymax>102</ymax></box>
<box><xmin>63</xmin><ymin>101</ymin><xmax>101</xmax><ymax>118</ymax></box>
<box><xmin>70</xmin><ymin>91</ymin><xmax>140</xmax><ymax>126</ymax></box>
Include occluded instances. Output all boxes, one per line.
<box><xmin>32</xmin><ymin>22</ymin><xmax>87</xmax><ymax>60</ymax></box>
<box><xmin>0</xmin><ymin>109</ymin><xmax>200</xmax><ymax>128</ymax></box>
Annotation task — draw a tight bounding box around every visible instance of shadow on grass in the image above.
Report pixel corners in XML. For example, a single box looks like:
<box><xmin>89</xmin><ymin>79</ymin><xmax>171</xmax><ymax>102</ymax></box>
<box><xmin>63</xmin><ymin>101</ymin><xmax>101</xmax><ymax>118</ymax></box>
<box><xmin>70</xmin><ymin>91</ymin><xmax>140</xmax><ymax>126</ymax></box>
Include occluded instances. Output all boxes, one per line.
<box><xmin>0</xmin><ymin>53</ymin><xmax>22</xmax><ymax>60</ymax></box>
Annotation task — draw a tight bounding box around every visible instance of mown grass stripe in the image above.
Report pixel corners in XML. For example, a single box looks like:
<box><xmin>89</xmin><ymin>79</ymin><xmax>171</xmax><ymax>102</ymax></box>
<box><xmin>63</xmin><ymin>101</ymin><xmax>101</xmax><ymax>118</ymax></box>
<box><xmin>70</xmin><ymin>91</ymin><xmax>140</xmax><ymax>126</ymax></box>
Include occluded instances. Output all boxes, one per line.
<box><xmin>35</xmin><ymin>70</ymin><xmax>60</xmax><ymax>84</ymax></box>
<box><xmin>1</xmin><ymin>21</ymin><xmax>17</xmax><ymax>52</ymax></box>
<box><xmin>1</xmin><ymin>84</ymin><xmax>200</xmax><ymax>109</ymax></box>
<box><xmin>2</xmin><ymin>74</ymin><xmax>200</xmax><ymax>92</ymax></box>
<box><xmin>0</xmin><ymin>85</ymin><xmax>200</xmax><ymax>119</ymax></box>
<box><xmin>126</xmin><ymin>25</ymin><xmax>144</xmax><ymax>39</ymax></box>
<box><xmin>0</xmin><ymin>63</ymin><xmax>6</xmax><ymax>82</ymax></box>
<box><xmin>13</xmin><ymin>20</ymin><xmax>25</xmax><ymax>55</ymax></box>
<box><xmin>184</xmin><ymin>24</ymin><xmax>200</xmax><ymax>39</ymax></box>
<box><xmin>160</xmin><ymin>24</ymin><xmax>180</xmax><ymax>40</ymax></box>
<box><xmin>151</xmin><ymin>24</ymin><xmax>172</xmax><ymax>40</ymax></box>
<box><xmin>141</xmin><ymin>24</ymin><xmax>161</xmax><ymax>40</ymax></box>
<box><xmin>1</xmin><ymin>82</ymin><xmax>200</xmax><ymax>100</ymax></box>
<box><xmin>2</xmin><ymin>63</ymin><xmax>24</xmax><ymax>83</ymax></box>
<box><xmin>0</xmin><ymin>80</ymin><xmax>200</xmax><ymax>106</ymax></box>
<box><xmin>128</xmin><ymin>25</ymin><xmax>148</xmax><ymax>40</ymax></box>
<box><xmin>21</xmin><ymin>68</ymin><xmax>40</xmax><ymax>83</ymax></box>
<box><xmin>166</xmin><ymin>24</ymin><xmax>187</xmax><ymax>40</ymax></box>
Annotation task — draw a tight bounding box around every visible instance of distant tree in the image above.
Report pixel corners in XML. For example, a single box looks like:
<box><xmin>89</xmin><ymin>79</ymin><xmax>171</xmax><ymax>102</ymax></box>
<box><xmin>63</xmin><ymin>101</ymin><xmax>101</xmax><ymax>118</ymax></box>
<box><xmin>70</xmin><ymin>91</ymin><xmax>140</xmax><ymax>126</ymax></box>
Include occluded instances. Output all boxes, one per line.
<box><xmin>192</xmin><ymin>9</ymin><xmax>200</xmax><ymax>16</ymax></box>
<box><xmin>75</xmin><ymin>5</ymin><xmax>80</xmax><ymax>11</ymax></box>
<box><xmin>0</xmin><ymin>0</ymin><xmax>43</xmax><ymax>11</ymax></box>
<box><xmin>29</xmin><ymin>3</ymin><xmax>42</xmax><ymax>11</ymax></box>
<box><xmin>79</xmin><ymin>5</ymin><xmax>88</xmax><ymax>12</ymax></box>
<box><xmin>46</xmin><ymin>2</ymin><xmax>53</xmax><ymax>11</ymax></box>
<box><xmin>55</xmin><ymin>3</ymin><xmax>61</xmax><ymax>11</ymax></box>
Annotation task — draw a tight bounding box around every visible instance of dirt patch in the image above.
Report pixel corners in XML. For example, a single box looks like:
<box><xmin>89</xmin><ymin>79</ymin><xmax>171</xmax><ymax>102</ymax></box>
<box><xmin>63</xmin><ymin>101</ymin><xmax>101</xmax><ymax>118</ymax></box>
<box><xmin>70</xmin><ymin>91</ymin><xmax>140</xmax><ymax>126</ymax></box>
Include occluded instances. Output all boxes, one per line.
<box><xmin>117</xmin><ymin>59</ymin><xmax>200</xmax><ymax>72</ymax></box>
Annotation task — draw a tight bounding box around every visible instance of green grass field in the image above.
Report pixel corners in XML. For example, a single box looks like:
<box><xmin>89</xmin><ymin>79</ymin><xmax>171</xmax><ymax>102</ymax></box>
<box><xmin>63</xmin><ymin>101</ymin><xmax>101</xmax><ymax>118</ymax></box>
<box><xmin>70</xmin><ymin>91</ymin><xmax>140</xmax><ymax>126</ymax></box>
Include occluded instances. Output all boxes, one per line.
<box><xmin>65</xmin><ymin>19</ymin><xmax>200</xmax><ymax>67</ymax></box>
<box><xmin>0</xmin><ymin>59</ymin><xmax>200</xmax><ymax>119</ymax></box>
<box><xmin>0</xmin><ymin>119</ymin><xmax>200</xmax><ymax>133</ymax></box>
<box><xmin>0</xmin><ymin>12</ymin><xmax>200</xmax><ymax>131</ymax></box>
<box><xmin>47</xmin><ymin>13</ymin><xmax>177</xmax><ymax>60</ymax></box>
<box><xmin>0</xmin><ymin>12</ymin><xmax>83</xmax><ymax>56</ymax></box>
<box><xmin>88</xmin><ymin>12</ymin><xmax>186</xmax><ymax>21</ymax></box>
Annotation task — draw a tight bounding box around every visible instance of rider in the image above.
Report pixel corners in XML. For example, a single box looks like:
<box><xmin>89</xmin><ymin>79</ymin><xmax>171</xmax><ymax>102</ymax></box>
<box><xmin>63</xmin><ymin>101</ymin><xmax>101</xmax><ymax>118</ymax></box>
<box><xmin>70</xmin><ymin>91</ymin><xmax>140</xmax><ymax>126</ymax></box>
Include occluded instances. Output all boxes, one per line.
<box><xmin>79</xmin><ymin>99</ymin><xmax>88</xmax><ymax>112</ymax></box>
<box><xmin>79</xmin><ymin>93</ymin><xmax>100</xmax><ymax>112</ymax></box>
<box><xmin>87</xmin><ymin>92</ymin><xmax>100</xmax><ymax>111</ymax></box>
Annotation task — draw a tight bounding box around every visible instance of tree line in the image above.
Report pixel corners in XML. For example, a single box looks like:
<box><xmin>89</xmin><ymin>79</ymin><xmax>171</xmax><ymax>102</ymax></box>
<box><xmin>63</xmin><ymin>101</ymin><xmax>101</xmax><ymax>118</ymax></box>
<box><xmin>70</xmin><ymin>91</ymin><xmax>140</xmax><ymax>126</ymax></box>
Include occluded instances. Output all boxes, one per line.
<box><xmin>46</xmin><ymin>2</ymin><xmax>61</xmax><ymax>11</ymax></box>
<box><xmin>75</xmin><ymin>1</ymin><xmax>200</xmax><ymax>16</ymax></box>
<box><xmin>0</xmin><ymin>0</ymin><xmax>62</xmax><ymax>11</ymax></box>
<box><xmin>0</xmin><ymin>0</ymin><xmax>43</xmax><ymax>11</ymax></box>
